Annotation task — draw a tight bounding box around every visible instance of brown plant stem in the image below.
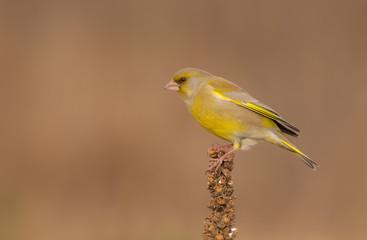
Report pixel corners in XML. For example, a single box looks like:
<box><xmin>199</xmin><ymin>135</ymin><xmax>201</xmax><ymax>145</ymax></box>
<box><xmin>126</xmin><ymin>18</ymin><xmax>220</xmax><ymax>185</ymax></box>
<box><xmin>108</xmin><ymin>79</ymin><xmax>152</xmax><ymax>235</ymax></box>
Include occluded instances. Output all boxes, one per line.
<box><xmin>203</xmin><ymin>148</ymin><xmax>238</xmax><ymax>240</ymax></box>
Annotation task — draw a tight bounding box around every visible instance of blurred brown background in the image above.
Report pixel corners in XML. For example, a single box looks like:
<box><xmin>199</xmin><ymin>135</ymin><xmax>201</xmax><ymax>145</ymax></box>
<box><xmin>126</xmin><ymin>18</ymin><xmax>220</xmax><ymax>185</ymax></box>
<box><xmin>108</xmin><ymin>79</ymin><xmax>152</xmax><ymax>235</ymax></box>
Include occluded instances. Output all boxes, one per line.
<box><xmin>1</xmin><ymin>0</ymin><xmax>367</xmax><ymax>239</ymax></box>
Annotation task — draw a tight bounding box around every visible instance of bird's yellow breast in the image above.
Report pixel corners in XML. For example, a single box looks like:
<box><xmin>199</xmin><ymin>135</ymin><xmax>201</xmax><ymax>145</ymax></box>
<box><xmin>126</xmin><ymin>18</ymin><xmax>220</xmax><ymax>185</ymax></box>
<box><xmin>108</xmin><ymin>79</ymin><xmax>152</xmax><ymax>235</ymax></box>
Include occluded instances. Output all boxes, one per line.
<box><xmin>189</xmin><ymin>93</ymin><xmax>248</xmax><ymax>142</ymax></box>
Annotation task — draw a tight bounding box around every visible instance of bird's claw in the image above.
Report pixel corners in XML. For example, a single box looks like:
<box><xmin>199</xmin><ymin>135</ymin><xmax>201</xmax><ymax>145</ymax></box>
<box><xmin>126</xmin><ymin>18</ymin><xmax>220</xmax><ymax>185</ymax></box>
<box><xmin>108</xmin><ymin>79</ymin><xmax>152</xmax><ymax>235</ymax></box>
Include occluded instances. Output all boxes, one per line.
<box><xmin>206</xmin><ymin>147</ymin><xmax>235</xmax><ymax>174</ymax></box>
<box><xmin>209</xmin><ymin>143</ymin><xmax>234</xmax><ymax>153</ymax></box>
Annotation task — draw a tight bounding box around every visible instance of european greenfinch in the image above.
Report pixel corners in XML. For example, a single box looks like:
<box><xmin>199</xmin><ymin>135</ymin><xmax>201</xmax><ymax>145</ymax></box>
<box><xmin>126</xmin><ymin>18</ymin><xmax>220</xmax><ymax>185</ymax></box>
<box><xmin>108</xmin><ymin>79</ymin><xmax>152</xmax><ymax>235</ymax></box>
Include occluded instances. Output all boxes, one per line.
<box><xmin>165</xmin><ymin>68</ymin><xmax>317</xmax><ymax>171</ymax></box>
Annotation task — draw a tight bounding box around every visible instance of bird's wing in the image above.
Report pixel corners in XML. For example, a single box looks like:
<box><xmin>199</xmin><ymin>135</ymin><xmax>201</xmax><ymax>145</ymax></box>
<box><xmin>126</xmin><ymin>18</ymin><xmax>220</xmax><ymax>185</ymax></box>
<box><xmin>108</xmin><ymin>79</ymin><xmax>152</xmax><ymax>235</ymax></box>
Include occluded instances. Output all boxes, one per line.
<box><xmin>209</xmin><ymin>79</ymin><xmax>300</xmax><ymax>133</ymax></box>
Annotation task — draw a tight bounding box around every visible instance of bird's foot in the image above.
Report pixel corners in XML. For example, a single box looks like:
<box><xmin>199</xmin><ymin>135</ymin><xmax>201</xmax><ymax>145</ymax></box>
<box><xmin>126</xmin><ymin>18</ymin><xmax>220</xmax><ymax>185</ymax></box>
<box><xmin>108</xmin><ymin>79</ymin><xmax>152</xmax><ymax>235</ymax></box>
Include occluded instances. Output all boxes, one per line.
<box><xmin>206</xmin><ymin>145</ymin><xmax>235</xmax><ymax>173</ymax></box>
<box><xmin>209</xmin><ymin>143</ymin><xmax>234</xmax><ymax>153</ymax></box>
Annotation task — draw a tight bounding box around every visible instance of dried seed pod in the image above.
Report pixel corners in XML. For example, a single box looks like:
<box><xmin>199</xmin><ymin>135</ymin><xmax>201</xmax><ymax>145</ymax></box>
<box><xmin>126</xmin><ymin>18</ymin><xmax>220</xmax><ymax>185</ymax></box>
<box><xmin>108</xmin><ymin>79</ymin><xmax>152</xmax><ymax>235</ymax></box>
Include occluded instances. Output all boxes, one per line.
<box><xmin>209</xmin><ymin>199</ymin><xmax>216</xmax><ymax>209</ymax></box>
<box><xmin>217</xmin><ymin>196</ymin><xmax>226</xmax><ymax>205</ymax></box>
<box><xmin>215</xmin><ymin>185</ymin><xmax>223</xmax><ymax>193</ymax></box>
<box><xmin>218</xmin><ymin>176</ymin><xmax>226</xmax><ymax>185</ymax></box>
<box><xmin>208</xmin><ymin>224</ymin><xmax>215</xmax><ymax>232</ymax></box>
<box><xmin>208</xmin><ymin>148</ymin><xmax>218</xmax><ymax>158</ymax></box>
<box><xmin>216</xmin><ymin>205</ymin><xmax>225</xmax><ymax>212</ymax></box>
<box><xmin>215</xmin><ymin>234</ymin><xmax>224</xmax><ymax>240</ymax></box>
<box><xmin>208</xmin><ymin>174</ymin><xmax>215</xmax><ymax>184</ymax></box>
<box><xmin>222</xmin><ymin>215</ymin><xmax>230</xmax><ymax>224</ymax></box>
<box><xmin>225</xmin><ymin>188</ymin><xmax>234</xmax><ymax>196</ymax></box>
<box><xmin>227</xmin><ymin>208</ymin><xmax>235</xmax><ymax>215</ymax></box>
<box><xmin>222</xmin><ymin>225</ymin><xmax>229</xmax><ymax>234</ymax></box>
<box><xmin>230</xmin><ymin>228</ymin><xmax>238</xmax><ymax>238</ymax></box>
<box><xmin>222</xmin><ymin>169</ymin><xmax>231</xmax><ymax>178</ymax></box>
<box><xmin>227</xmin><ymin>199</ymin><xmax>235</xmax><ymax>208</ymax></box>
<box><xmin>217</xmin><ymin>150</ymin><xmax>225</xmax><ymax>158</ymax></box>
<box><xmin>216</xmin><ymin>221</ymin><xmax>225</xmax><ymax>230</ymax></box>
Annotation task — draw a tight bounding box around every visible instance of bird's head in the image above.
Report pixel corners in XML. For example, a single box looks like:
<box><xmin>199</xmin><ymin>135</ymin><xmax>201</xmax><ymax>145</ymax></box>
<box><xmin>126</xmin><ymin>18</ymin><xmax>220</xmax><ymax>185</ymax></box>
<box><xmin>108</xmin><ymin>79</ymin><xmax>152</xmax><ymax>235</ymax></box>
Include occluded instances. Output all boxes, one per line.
<box><xmin>165</xmin><ymin>68</ymin><xmax>212</xmax><ymax>97</ymax></box>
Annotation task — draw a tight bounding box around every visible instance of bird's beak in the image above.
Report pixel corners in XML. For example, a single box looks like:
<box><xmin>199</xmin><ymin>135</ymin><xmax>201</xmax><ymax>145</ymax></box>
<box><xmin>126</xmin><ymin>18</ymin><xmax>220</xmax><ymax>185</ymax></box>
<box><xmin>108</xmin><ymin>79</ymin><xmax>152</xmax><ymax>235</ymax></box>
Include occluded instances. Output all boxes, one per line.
<box><xmin>164</xmin><ymin>80</ymin><xmax>179</xmax><ymax>91</ymax></box>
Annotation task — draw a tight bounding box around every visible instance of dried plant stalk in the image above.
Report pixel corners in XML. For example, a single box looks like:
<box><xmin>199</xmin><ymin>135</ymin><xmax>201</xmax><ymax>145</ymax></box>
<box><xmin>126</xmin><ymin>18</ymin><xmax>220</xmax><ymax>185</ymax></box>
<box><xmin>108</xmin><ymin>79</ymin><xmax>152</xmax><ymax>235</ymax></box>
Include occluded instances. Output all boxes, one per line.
<box><xmin>203</xmin><ymin>148</ymin><xmax>238</xmax><ymax>240</ymax></box>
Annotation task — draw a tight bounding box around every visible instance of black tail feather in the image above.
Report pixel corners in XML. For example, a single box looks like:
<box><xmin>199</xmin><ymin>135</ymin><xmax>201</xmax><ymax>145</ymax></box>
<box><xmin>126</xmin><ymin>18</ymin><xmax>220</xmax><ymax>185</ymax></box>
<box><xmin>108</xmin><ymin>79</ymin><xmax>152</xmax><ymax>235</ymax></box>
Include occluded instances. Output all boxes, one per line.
<box><xmin>275</xmin><ymin>121</ymin><xmax>299</xmax><ymax>137</ymax></box>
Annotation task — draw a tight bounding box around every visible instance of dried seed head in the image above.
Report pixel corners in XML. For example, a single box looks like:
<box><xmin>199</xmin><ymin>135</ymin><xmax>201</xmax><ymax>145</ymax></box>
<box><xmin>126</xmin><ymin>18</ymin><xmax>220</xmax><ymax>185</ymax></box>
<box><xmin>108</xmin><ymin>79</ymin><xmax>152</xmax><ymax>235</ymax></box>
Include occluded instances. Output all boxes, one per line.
<box><xmin>205</xmin><ymin>144</ymin><xmax>237</xmax><ymax>239</ymax></box>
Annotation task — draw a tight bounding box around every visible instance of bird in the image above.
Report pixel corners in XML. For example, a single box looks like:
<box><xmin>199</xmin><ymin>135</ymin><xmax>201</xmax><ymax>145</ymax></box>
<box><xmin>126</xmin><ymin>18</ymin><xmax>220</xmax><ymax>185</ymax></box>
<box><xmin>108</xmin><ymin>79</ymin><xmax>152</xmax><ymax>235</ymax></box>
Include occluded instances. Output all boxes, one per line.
<box><xmin>165</xmin><ymin>68</ymin><xmax>317</xmax><ymax>171</ymax></box>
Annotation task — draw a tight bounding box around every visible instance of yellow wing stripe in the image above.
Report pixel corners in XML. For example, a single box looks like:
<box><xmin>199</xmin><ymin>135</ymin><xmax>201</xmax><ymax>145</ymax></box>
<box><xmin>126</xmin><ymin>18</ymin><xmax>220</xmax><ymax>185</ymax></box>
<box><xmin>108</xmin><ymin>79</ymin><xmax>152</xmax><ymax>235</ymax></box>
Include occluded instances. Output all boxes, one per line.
<box><xmin>213</xmin><ymin>91</ymin><xmax>280</xmax><ymax>121</ymax></box>
<box><xmin>213</xmin><ymin>90</ymin><xmax>300</xmax><ymax>132</ymax></box>
<box><xmin>242</xmin><ymin>102</ymin><xmax>280</xmax><ymax>121</ymax></box>
<box><xmin>246</xmin><ymin>102</ymin><xmax>300</xmax><ymax>132</ymax></box>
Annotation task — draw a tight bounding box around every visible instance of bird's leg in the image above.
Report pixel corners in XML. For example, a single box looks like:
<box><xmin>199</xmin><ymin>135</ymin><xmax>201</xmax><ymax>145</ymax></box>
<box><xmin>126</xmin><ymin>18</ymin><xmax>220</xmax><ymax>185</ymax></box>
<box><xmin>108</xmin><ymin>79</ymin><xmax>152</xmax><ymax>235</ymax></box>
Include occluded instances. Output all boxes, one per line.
<box><xmin>207</xmin><ymin>144</ymin><xmax>235</xmax><ymax>173</ymax></box>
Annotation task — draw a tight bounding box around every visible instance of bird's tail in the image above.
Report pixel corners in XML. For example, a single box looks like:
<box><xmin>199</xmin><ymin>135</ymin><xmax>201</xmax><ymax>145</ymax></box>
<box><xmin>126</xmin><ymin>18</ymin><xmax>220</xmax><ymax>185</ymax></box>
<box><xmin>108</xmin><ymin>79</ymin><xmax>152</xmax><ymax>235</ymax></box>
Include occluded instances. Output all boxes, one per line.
<box><xmin>270</xmin><ymin>132</ymin><xmax>318</xmax><ymax>170</ymax></box>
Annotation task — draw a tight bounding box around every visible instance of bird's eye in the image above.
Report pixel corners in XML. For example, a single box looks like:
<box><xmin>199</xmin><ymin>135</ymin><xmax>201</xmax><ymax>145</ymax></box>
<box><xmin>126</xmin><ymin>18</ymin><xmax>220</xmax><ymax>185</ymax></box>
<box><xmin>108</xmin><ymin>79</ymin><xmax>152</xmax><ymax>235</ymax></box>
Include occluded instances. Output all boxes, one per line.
<box><xmin>178</xmin><ymin>77</ymin><xmax>186</xmax><ymax>84</ymax></box>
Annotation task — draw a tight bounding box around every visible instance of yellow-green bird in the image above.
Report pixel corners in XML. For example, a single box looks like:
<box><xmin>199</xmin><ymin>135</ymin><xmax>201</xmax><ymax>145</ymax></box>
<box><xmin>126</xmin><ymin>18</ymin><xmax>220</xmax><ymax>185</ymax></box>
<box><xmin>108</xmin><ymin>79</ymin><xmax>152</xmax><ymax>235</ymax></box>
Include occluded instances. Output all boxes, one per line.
<box><xmin>165</xmin><ymin>68</ymin><xmax>317</xmax><ymax>171</ymax></box>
